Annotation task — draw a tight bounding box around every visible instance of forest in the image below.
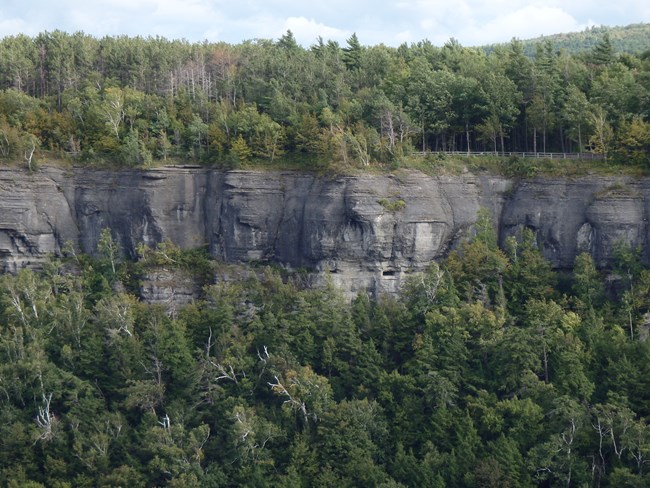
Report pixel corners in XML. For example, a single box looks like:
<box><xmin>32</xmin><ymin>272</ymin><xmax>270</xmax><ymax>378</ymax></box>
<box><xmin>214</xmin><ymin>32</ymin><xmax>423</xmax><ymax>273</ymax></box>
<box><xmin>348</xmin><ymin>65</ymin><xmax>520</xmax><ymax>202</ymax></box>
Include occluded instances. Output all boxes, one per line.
<box><xmin>1</xmin><ymin>220</ymin><xmax>650</xmax><ymax>486</ymax></box>
<box><xmin>485</xmin><ymin>24</ymin><xmax>650</xmax><ymax>58</ymax></box>
<box><xmin>0</xmin><ymin>28</ymin><xmax>650</xmax><ymax>170</ymax></box>
<box><xmin>3</xmin><ymin>27</ymin><xmax>650</xmax><ymax>487</ymax></box>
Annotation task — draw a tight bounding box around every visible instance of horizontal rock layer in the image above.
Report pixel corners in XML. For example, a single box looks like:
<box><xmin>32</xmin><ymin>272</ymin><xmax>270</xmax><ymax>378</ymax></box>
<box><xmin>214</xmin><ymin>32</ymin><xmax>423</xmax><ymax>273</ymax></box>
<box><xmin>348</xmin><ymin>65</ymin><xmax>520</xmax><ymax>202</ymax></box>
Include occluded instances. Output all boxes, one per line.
<box><xmin>0</xmin><ymin>166</ymin><xmax>645</xmax><ymax>297</ymax></box>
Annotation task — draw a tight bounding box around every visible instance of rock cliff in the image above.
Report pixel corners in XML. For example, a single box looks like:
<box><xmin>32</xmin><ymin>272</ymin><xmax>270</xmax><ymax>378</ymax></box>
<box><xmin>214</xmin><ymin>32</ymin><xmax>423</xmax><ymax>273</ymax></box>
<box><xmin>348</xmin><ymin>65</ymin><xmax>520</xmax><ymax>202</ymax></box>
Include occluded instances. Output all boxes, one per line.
<box><xmin>0</xmin><ymin>166</ymin><xmax>645</xmax><ymax>297</ymax></box>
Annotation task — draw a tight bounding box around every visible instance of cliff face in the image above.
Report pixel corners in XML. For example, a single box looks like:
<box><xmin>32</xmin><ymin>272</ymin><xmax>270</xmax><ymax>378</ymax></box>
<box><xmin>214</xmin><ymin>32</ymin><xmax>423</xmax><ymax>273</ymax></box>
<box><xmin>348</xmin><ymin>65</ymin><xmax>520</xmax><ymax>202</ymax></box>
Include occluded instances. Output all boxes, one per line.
<box><xmin>0</xmin><ymin>166</ymin><xmax>645</xmax><ymax>296</ymax></box>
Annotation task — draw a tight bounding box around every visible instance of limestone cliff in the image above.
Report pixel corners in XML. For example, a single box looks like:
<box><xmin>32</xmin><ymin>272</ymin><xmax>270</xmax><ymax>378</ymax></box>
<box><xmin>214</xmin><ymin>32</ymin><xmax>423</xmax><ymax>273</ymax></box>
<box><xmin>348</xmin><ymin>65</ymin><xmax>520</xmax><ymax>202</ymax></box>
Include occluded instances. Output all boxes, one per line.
<box><xmin>0</xmin><ymin>166</ymin><xmax>645</xmax><ymax>297</ymax></box>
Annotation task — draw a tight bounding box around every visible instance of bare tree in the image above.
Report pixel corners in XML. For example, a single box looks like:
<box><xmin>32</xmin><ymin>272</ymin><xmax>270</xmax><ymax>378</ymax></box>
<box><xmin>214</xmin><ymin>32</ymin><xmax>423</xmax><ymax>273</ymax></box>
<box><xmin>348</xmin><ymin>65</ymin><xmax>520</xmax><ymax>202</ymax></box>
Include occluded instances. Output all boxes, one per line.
<box><xmin>35</xmin><ymin>392</ymin><xmax>57</xmax><ymax>442</ymax></box>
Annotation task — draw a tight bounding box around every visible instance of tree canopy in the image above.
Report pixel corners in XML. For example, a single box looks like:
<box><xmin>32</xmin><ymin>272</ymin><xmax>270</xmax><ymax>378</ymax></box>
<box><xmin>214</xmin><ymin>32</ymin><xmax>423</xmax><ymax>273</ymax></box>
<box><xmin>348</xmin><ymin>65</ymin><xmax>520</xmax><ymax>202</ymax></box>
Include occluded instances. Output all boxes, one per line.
<box><xmin>1</xmin><ymin>226</ymin><xmax>650</xmax><ymax>486</ymax></box>
<box><xmin>1</xmin><ymin>29</ymin><xmax>650</xmax><ymax>169</ymax></box>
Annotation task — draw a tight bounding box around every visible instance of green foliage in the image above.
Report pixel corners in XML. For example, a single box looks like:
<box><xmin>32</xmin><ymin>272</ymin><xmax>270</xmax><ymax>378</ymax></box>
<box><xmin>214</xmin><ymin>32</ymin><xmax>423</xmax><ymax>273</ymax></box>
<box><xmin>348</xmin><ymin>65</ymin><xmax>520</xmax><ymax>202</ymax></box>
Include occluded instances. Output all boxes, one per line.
<box><xmin>96</xmin><ymin>227</ymin><xmax>119</xmax><ymax>276</ymax></box>
<box><xmin>485</xmin><ymin>23</ymin><xmax>650</xmax><ymax>57</ymax></box>
<box><xmin>342</xmin><ymin>33</ymin><xmax>363</xmax><ymax>71</ymax></box>
<box><xmin>1</xmin><ymin>28</ymin><xmax>650</xmax><ymax>171</ymax></box>
<box><xmin>446</xmin><ymin>214</ymin><xmax>509</xmax><ymax>305</ymax></box>
<box><xmin>503</xmin><ymin>227</ymin><xmax>557</xmax><ymax>314</ymax></box>
<box><xmin>230</xmin><ymin>135</ymin><xmax>252</xmax><ymax>164</ymax></box>
<box><xmin>615</xmin><ymin>117</ymin><xmax>650</xmax><ymax>166</ymax></box>
<box><xmin>377</xmin><ymin>198</ymin><xmax>406</xmax><ymax>212</ymax></box>
<box><xmin>591</xmin><ymin>33</ymin><xmax>615</xmax><ymax>66</ymax></box>
<box><xmin>573</xmin><ymin>252</ymin><xmax>605</xmax><ymax>311</ymax></box>
<box><xmin>501</xmin><ymin>154</ymin><xmax>538</xmax><ymax>177</ymax></box>
<box><xmin>1</xmin><ymin>238</ymin><xmax>650</xmax><ymax>486</ymax></box>
<box><xmin>4</xmin><ymin>29</ymin><xmax>650</xmax><ymax>482</ymax></box>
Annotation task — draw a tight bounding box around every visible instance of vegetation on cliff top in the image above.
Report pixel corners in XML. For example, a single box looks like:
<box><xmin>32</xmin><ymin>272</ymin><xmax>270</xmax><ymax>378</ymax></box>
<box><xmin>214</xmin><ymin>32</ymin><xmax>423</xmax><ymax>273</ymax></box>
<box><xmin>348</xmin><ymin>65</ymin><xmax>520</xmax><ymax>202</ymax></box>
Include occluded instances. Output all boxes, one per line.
<box><xmin>1</xmin><ymin>27</ymin><xmax>650</xmax><ymax>175</ymax></box>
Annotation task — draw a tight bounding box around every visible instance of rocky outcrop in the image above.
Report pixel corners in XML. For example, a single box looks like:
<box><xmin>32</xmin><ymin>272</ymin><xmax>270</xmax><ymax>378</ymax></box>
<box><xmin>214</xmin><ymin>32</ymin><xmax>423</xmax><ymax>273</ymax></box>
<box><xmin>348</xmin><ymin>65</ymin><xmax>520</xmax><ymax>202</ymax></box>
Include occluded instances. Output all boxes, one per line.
<box><xmin>500</xmin><ymin>179</ymin><xmax>647</xmax><ymax>267</ymax></box>
<box><xmin>0</xmin><ymin>166</ymin><xmax>646</xmax><ymax>297</ymax></box>
<box><xmin>139</xmin><ymin>268</ymin><xmax>203</xmax><ymax>312</ymax></box>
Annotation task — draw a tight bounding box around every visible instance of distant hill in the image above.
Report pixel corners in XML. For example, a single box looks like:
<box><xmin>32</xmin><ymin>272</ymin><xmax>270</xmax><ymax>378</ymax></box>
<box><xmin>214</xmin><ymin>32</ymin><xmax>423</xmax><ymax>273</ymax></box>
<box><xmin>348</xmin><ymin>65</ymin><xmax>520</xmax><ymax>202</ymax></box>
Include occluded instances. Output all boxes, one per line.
<box><xmin>483</xmin><ymin>23</ymin><xmax>650</xmax><ymax>57</ymax></box>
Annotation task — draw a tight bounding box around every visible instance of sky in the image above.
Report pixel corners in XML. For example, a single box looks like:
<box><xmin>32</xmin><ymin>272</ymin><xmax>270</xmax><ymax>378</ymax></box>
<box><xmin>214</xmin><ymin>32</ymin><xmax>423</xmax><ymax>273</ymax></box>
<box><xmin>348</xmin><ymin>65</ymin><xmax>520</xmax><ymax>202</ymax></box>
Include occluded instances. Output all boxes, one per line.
<box><xmin>1</xmin><ymin>0</ymin><xmax>650</xmax><ymax>48</ymax></box>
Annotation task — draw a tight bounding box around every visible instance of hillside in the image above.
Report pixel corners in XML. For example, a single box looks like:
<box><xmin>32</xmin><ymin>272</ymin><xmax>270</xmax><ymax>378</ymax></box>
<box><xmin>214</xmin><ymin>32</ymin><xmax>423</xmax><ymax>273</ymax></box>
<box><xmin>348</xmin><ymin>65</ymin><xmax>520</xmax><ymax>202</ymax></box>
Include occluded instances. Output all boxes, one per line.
<box><xmin>484</xmin><ymin>23</ymin><xmax>650</xmax><ymax>57</ymax></box>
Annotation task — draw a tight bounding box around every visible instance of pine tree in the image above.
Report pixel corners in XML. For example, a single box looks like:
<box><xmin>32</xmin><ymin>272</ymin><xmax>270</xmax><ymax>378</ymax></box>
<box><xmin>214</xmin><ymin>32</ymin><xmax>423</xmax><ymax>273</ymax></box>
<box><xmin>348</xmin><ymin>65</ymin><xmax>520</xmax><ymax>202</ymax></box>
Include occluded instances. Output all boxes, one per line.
<box><xmin>591</xmin><ymin>33</ymin><xmax>614</xmax><ymax>65</ymax></box>
<box><xmin>342</xmin><ymin>33</ymin><xmax>362</xmax><ymax>71</ymax></box>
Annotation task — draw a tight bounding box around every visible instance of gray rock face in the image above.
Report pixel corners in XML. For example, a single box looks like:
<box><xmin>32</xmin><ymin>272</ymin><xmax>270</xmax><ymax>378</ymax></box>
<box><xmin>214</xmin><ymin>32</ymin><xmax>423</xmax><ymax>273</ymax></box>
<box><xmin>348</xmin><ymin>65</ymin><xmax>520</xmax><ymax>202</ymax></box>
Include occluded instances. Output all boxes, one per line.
<box><xmin>0</xmin><ymin>166</ymin><xmax>646</xmax><ymax>297</ymax></box>
<box><xmin>139</xmin><ymin>268</ymin><xmax>202</xmax><ymax>312</ymax></box>
<box><xmin>500</xmin><ymin>178</ymin><xmax>647</xmax><ymax>268</ymax></box>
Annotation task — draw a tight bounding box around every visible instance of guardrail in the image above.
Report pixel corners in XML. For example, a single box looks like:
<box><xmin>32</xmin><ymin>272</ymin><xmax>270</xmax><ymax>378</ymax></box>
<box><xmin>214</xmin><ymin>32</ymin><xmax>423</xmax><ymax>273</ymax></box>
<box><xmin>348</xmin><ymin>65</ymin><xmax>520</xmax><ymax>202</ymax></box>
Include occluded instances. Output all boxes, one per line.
<box><xmin>414</xmin><ymin>151</ymin><xmax>605</xmax><ymax>160</ymax></box>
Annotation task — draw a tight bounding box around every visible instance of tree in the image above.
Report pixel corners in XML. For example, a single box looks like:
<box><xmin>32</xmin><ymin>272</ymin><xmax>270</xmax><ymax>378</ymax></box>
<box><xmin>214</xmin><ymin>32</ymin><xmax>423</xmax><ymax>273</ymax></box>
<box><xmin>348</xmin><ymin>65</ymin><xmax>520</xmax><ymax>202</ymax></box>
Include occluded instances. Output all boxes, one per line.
<box><xmin>120</xmin><ymin>129</ymin><xmax>152</xmax><ymax>166</ymax></box>
<box><xmin>481</xmin><ymin>71</ymin><xmax>521</xmax><ymax>154</ymax></box>
<box><xmin>503</xmin><ymin>228</ymin><xmax>556</xmax><ymax>313</ymax></box>
<box><xmin>504</xmin><ymin>39</ymin><xmax>533</xmax><ymax>99</ymax></box>
<box><xmin>143</xmin><ymin>415</ymin><xmax>210</xmax><ymax>484</ymax></box>
<box><xmin>476</xmin><ymin>114</ymin><xmax>501</xmax><ymax>154</ymax></box>
<box><xmin>528</xmin><ymin>42</ymin><xmax>561</xmax><ymax>153</ymax></box>
<box><xmin>316</xmin><ymin>399</ymin><xmax>388</xmax><ymax>485</ymax></box>
<box><xmin>97</xmin><ymin>228</ymin><xmax>119</xmax><ymax>276</ymax></box>
<box><xmin>524</xmin><ymin>299</ymin><xmax>564</xmax><ymax>384</ymax></box>
<box><xmin>22</xmin><ymin>132</ymin><xmax>39</xmax><ymax>171</ymax></box>
<box><xmin>98</xmin><ymin>87</ymin><xmax>125</xmax><ymax>140</ymax></box>
<box><xmin>342</xmin><ymin>33</ymin><xmax>362</xmax><ymax>71</ymax></box>
<box><xmin>445</xmin><ymin>209</ymin><xmax>509</xmax><ymax>305</ymax></box>
<box><xmin>573</xmin><ymin>252</ymin><xmax>605</xmax><ymax>313</ymax></box>
<box><xmin>528</xmin><ymin>397</ymin><xmax>590</xmax><ymax>487</ymax></box>
<box><xmin>0</xmin><ymin>34</ymin><xmax>37</xmax><ymax>93</ymax></box>
<box><xmin>404</xmin><ymin>57</ymin><xmax>455</xmax><ymax>151</ymax></box>
<box><xmin>591</xmin><ymin>33</ymin><xmax>614</xmax><ymax>66</ymax></box>
<box><xmin>622</xmin><ymin>418</ymin><xmax>650</xmax><ymax>476</ymax></box>
<box><xmin>365</xmin><ymin>90</ymin><xmax>412</xmax><ymax>158</ymax></box>
<box><xmin>591</xmin><ymin>63</ymin><xmax>642</xmax><ymax>122</ymax></box>
<box><xmin>450</xmin><ymin>74</ymin><xmax>485</xmax><ymax>153</ymax></box>
<box><xmin>588</xmin><ymin>105</ymin><xmax>614</xmax><ymax>158</ymax></box>
<box><xmin>268</xmin><ymin>365</ymin><xmax>333</xmax><ymax>425</ymax></box>
<box><xmin>563</xmin><ymin>84</ymin><xmax>591</xmax><ymax>152</ymax></box>
<box><xmin>277</xmin><ymin>30</ymin><xmax>299</xmax><ymax>51</ymax></box>
<box><xmin>616</xmin><ymin>116</ymin><xmax>650</xmax><ymax>166</ymax></box>
<box><xmin>252</xmin><ymin>113</ymin><xmax>285</xmax><ymax>162</ymax></box>
<box><xmin>527</xmin><ymin>94</ymin><xmax>553</xmax><ymax>153</ymax></box>
<box><xmin>230</xmin><ymin>134</ymin><xmax>252</xmax><ymax>163</ymax></box>
<box><xmin>0</xmin><ymin>116</ymin><xmax>21</xmax><ymax>160</ymax></box>
<box><xmin>187</xmin><ymin>114</ymin><xmax>208</xmax><ymax>160</ymax></box>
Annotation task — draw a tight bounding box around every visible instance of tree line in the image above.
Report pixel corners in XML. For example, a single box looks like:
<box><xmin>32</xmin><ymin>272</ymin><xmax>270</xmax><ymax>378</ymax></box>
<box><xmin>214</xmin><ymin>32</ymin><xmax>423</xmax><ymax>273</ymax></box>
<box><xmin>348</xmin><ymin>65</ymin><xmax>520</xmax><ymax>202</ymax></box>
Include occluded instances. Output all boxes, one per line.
<box><xmin>1</xmin><ymin>30</ymin><xmax>650</xmax><ymax>169</ymax></box>
<box><xmin>484</xmin><ymin>24</ymin><xmax>650</xmax><ymax>58</ymax></box>
<box><xmin>1</xmin><ymin>221</ymin><xmax>650</xmax><ymax>486</ymax></box>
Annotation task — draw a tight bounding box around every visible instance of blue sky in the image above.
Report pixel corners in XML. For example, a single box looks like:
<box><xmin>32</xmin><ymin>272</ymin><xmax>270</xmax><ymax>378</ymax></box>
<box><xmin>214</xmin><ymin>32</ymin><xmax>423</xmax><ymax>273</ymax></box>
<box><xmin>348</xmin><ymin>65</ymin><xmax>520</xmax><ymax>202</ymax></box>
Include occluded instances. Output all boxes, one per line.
<box><xmin>1</xmin><ymin>0</ymin><xmax>649</xmax><ymax>47</ymax></box>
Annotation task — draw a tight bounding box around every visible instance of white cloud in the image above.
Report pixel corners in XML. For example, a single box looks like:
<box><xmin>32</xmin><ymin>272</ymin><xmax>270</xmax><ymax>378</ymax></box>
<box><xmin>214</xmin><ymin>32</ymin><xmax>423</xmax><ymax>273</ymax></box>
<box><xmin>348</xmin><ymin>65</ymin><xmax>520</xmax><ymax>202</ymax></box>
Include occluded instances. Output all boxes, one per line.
<box><xmin>394</xmin><ymin>0</ymin><xmax>650</xmax><ymax>45</ymax></box>
<box><xmin>0</xmin><ymin>16</ymin><xmax>33</xmax><ymax>37</ymax></box>
<box><xmin>62</xmin><ymin>0</ymin><xmax>226</xmax><ymax>40</ymax></box>
<box><xmin>460</xmin><ymin>5</ymin><xmax>585</xmax><ymax>45</ymax></box>
<box><xmin>224</xmin><ymin>14</ymin><xmax>283</xmax><ymax>41</ymax></box>
<box><xmin>151</xmin><ymin>0</ymin><xmax>220</xmax><ymax>20</ymax></box>
<box><xmin>2</xmin><ymin>0</ymin><xmax>650</xmax><ymax>46</ymax></box>
<box><xmin>394</xmin><ymin>30</ymin><xmax>414</xmax><ymax>44</ymax></box>
<box><xmin>283</xmin><ymin>17</ymin><xmax>349</xmax><ymax>45</ymax></box>
<box><xmin>202</xmin><ymin>28</ymin><xmax>222</xmax><ymax>42</ymax></box>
